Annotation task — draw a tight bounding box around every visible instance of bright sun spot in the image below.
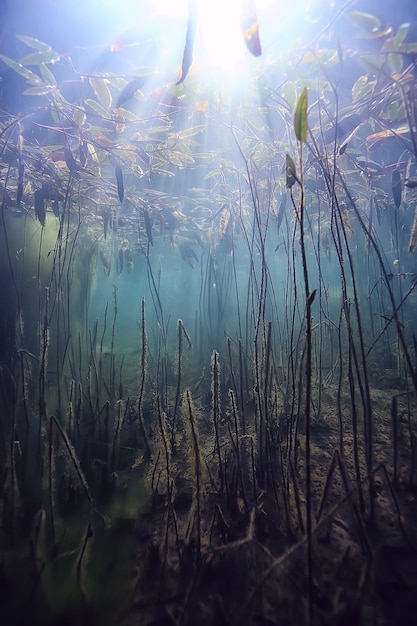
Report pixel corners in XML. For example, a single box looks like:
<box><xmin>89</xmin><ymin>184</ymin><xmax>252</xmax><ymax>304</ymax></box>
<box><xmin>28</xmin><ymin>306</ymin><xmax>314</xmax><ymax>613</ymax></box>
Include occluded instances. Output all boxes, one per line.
<box><xmin>197</xmin><ymin>0</ymin><xmax>246</xmax><ymax>70</ymax></box>
<box><xmin>155</xmin><ymin>0</ymin><xmax>248</xmax><ymax>73</ymax></box>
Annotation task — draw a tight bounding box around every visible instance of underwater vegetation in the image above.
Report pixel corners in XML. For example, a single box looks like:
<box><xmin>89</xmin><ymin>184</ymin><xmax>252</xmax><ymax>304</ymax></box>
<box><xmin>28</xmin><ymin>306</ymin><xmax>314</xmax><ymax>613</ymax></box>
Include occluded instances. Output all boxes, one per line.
<box><xmin>1</xmin><ymin>0</ymin><xmax>417</xmax><ymax>624</ymax></box>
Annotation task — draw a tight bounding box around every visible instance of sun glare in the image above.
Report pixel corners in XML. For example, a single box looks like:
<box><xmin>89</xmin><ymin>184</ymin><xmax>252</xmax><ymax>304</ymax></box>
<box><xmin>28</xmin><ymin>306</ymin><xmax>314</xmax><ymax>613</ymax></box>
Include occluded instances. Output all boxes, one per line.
<box><xmin>155</xmin><ymin>0</ymin><xmax>249</xmax><ymax>74</ymax></box>
<box><xmin>197</xmin><ymin>0</ymin><xmax>246</xmax><ymax>70</ymax></box>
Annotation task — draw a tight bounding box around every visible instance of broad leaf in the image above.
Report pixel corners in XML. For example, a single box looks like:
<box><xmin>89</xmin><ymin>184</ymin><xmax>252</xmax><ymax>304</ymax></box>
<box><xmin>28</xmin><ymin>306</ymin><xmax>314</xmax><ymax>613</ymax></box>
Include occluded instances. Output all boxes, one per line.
<box><xmin>294</xmin><ymin>87</ymin><xmax>308</xmax><ymax>143</ymax></box>
<box><xmin>73</xmin><ymin>106</ymin><xmax>86</xmax><ymax>127</ymax></box>
<box><xmin>89</xmin><ymin>77</ymin><xmax>112</xmax><ymax>110</ymax></box>
<box><xmin>352</xmin><ymin>75</ymin><xmax>376</xmax><ymax>102</ymax></box>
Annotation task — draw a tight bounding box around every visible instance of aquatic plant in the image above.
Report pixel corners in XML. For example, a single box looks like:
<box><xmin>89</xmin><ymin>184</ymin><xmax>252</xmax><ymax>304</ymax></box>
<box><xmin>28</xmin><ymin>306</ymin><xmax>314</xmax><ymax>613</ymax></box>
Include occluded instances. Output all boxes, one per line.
<box><xmin>1</xmin><ymin>3</ymin><xmax>417</xmax><ymax>624</ymax></box>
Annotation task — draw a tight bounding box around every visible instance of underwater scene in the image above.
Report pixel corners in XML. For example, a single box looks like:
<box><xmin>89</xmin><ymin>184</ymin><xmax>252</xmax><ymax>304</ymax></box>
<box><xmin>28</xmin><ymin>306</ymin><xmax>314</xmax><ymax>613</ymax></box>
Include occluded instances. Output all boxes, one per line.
<box><xmin>1</xmin><ymin>0</ymin><xmax>417</xmax><ymax>624</ymax></box>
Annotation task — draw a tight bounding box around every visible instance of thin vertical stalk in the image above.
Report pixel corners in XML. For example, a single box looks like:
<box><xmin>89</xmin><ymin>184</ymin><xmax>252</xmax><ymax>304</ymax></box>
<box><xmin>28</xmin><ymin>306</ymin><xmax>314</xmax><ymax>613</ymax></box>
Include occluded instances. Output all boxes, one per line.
<box><xmin>211</xmin><ymin>350</ymin><xmax>223</xmax><ymax>490</ymax></box>
<box><xmin>138</xmin><ymin>297</ymin><xmax>151</xmax><ymax>458</ymax></box>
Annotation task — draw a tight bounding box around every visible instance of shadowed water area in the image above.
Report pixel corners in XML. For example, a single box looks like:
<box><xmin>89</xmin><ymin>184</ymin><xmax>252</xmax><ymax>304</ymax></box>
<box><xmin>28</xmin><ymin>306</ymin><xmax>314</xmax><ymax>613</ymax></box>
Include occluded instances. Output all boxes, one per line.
<box><xmin>1</xmin><ymin>1</ymin><xmax>417</xmax><ymax>625</ymax></box>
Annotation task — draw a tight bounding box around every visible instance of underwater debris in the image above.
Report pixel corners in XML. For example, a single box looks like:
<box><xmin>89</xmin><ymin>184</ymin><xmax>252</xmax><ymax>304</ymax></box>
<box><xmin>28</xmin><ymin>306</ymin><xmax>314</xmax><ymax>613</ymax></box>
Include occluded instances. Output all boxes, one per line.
<box><xmin>323</xmin><ymin>113</ymin><xmax>362</xmax><ymax>144</ymax></box>
<box><xmin>124</xmin><ymin>247</ymin><xmax>133</xmax><ymax>272</ymax></box>
<box><xmin>179</xmin><ymin>242</ymin><xmax>198</xmax><ymax>268</ymax></box>
<box><xmin>159</xmin><ymin>207</ymin><xmax>180</xmax><ymax>231</ymax></box>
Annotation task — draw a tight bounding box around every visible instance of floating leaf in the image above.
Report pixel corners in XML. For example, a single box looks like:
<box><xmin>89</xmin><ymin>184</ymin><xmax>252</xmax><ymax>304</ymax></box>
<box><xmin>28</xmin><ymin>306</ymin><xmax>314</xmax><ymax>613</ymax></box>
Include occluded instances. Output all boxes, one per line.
<box><xmin>294</xmin><ymin>87</ymin><xmax>308</xmax><ymax>143</ymax></box>
<box><xmin>89</xmin><ymin>77</ymin><xmax>112</xmax><ymax>110</ymax></box>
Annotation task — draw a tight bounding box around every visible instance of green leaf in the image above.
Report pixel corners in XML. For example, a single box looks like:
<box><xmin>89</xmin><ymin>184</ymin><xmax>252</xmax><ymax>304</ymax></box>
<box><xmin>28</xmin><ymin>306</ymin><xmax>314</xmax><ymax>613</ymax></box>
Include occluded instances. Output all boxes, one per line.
<box><xmin>23</xmin><ymin>85</ymin><xmax>54</xmax><ymax>95</ymax></box>
<box><xmin>294</xmin><ymin>87</ymin><xmax>308</xmax><ymax>143</ymax></box>
<box><xmin>388</xmin><ymin>53</ymin><xmax>403</xmax><ymax>74</ymax></box>
<box><xmin>85</xmin><ymin>98</ymin><xmax>111</xmax><ymax>119</ymax></box>
<box><xmin>17</xmin><ymin>35</ymin><xmax>56</xmax><ymax>53</ymax></box>
<box><xmin>204</xmin><ymin>169</ymin><xmax>220</xmax><ymax>180</ymax></box>
<box><xmin>394</xmin><ymin>23</ymin><xmax>410</xmax><ymax>47</ymax></box>
<box><xmin>40</xmin><ymin>62</ymin><xmax>57</xmax><ymax>86</ymax></box>
<box><xmin>20</xmin><ymin>50</ymin><xmax>60</xmax><ymax>66</ymax></box>
<box><xmin>148</xmin><ymin>126</ymin><xmax>171</xmax><ymax>134</ymax></box>
<box><xmin>178</xmin><ymin>125</ymin><xmax>205</xmax><ymax>138</ymax></box>
<box><xmin>73</xmin><ymin>106</ymin><xmax>86</xmax><ymax>127</ymax></box>
<box><xmin>0</xmin><ymin>54</ymin><xmax>41</xmax><ymax>83</ymax></box>
<box><xmin>89</xmin><ymin>77</ymin><xmax>112</xmax><ymax>110</ymax></box>
<box><xmin>352</xmin><ymin>75</ymin><xmax>376</xmax><ymax>102</ymax></box>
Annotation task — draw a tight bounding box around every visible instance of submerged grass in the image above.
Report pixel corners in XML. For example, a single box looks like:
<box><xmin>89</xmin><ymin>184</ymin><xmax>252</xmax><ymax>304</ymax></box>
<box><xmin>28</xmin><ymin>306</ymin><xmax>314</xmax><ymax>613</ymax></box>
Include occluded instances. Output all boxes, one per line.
<box><xmin>1</xmin><ymin>4</ymin><xmax>417</xmax><ymax>624</ymax></box>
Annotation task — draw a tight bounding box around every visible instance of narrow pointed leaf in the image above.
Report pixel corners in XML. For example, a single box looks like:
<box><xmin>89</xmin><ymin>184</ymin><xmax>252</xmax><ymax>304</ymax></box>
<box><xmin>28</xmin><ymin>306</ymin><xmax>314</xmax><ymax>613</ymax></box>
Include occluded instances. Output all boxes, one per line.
<box><xmin>17</xmin><ymin>35</ymin><xmax>57</xmax><ymax>53</ymax></box>
<box><xmin>0</xmin><ymin>54</ymin><xmax>41</xmax><ymax>83</ymax></box>
<box><xmin>115</xmin><ymin>165</ymin><xmax>124</xmax><ymax>202</ymax></box>
<box><xmin>40</xmin><ymin>62</ymin><xmax>57</xmax><ymax>86</ymax></box>
<box><xmin>23</xmin><ymin>85</ymin><xmax>54</xmax><ymax>95</ymax></box>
